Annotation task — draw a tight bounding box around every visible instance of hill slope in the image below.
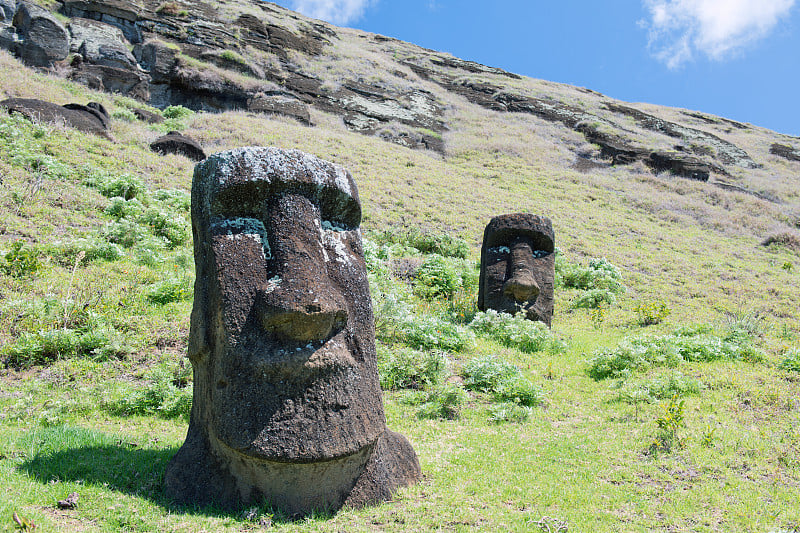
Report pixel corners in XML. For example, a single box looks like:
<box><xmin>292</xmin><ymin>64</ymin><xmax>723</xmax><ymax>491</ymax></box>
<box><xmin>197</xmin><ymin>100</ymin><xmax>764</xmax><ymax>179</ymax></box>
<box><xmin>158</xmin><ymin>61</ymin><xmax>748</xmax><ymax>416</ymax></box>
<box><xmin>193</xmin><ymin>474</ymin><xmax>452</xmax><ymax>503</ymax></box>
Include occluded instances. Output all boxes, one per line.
<box><xmin>0</xmin><ymin>1</ymin><xmax>799</xmax><ymax>531</ymax></box>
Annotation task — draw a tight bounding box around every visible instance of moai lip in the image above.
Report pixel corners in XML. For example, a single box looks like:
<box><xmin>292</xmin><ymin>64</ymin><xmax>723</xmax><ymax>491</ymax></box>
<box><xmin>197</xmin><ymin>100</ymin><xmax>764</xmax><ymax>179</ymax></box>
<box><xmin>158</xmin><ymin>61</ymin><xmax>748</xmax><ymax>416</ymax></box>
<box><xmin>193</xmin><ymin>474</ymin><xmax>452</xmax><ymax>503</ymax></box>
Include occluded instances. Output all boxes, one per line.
<box><xmin>478</xmin><ymin>213</ymin><xmax>555</xmax><ymax>326</ymax></box>
<box><xmin>164</xmin><ymin>147</ymin><xmax>420</xmax><ymax>515</ymax></box>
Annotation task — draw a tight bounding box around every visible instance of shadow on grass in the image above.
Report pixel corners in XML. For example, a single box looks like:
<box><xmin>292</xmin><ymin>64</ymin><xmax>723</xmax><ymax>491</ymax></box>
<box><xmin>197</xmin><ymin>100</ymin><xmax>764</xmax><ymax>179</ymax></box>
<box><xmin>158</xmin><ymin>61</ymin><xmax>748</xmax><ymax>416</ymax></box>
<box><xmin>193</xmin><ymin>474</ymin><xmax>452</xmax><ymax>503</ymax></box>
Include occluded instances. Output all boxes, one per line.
<box><xmin>16</xmin><ymin>425</ymin><xmax>325</xmax><ymax>523</ymax></box>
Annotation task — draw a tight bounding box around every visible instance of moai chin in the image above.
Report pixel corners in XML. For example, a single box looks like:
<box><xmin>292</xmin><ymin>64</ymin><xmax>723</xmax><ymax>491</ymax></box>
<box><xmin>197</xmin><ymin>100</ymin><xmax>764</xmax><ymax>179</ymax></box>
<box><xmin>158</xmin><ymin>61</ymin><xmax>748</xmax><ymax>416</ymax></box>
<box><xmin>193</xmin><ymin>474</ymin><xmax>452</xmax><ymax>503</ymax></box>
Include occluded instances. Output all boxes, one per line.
<box><xmin>478</xmin><ymin>214</ymin><xmax>555</xmax><ymax>326</ymax></box>
<box><xmin>164</xmin><ymin>147</ymin><xmax>420</xmax><ymax>514</ymax></box>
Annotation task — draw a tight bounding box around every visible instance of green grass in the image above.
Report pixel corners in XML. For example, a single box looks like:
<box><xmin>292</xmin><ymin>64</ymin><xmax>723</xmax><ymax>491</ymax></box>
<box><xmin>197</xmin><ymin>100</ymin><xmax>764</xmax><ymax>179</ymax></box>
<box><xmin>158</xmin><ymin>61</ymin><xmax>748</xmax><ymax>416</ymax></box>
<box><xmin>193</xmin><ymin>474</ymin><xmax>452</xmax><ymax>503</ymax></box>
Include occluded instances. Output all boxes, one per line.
<box><xmin>0</xmin><ymin>41</ymin><xmax>799</xmax><ymax>532</ymax></box>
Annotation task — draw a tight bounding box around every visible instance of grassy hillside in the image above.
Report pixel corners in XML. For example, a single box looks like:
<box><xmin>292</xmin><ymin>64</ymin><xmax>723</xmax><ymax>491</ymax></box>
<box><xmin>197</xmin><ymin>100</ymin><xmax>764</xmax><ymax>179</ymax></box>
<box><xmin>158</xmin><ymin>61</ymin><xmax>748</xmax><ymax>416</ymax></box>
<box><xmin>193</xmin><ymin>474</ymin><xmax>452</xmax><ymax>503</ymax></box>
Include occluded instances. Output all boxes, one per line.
<box><xmin>0</xmin><ymin>31</ymin><xmax>799</xmax><ymax>533</ymax></box>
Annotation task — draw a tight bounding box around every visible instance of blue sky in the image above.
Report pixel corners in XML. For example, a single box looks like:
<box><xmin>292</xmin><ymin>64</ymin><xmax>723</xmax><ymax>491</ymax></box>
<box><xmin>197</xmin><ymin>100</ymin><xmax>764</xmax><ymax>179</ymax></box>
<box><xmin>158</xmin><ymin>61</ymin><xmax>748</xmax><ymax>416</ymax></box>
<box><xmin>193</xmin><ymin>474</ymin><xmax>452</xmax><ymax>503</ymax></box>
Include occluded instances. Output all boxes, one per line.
<box><xmin>270</xmin><ymin>1</ymin><xmax>800</xmax><ymax>136</ymax></box>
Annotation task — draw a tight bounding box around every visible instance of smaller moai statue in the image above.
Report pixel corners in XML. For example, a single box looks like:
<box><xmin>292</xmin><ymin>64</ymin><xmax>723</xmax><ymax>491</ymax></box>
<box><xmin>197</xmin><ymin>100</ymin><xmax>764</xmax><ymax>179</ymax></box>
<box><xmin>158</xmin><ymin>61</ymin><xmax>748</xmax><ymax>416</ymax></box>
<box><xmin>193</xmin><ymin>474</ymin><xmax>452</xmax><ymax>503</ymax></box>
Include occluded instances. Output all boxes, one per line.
<box><xmin>478</xmin><ymin>214</ymin><xmax>555</xmax><ymax>326</ymax></box>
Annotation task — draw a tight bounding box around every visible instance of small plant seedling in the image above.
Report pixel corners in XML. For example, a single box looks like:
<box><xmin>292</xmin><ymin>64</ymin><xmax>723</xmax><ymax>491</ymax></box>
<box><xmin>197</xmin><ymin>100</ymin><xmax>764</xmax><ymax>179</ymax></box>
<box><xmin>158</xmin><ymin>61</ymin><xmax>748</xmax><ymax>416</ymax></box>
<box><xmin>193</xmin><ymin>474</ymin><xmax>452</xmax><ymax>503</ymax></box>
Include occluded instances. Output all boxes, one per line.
<box><xmin>651</xmin><ymin>395</ymin><xmax>686</xmax><ymax>453</ymax></box>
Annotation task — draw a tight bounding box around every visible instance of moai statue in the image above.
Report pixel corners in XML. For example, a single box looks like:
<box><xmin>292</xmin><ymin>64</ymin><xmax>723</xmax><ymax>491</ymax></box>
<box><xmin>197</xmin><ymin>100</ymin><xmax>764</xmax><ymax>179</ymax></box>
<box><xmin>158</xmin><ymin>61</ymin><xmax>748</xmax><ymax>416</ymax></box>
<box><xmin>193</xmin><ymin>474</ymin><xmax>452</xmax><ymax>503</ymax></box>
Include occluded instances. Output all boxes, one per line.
<box><xmin>478</xmin><ymin>214</ymin><xmax>555</xmax><ymax>326</ymax></box>
<box><xmin>164</xmin><ymin>147</ymin><xmax>420</xmax><ymax>514</ymax></box>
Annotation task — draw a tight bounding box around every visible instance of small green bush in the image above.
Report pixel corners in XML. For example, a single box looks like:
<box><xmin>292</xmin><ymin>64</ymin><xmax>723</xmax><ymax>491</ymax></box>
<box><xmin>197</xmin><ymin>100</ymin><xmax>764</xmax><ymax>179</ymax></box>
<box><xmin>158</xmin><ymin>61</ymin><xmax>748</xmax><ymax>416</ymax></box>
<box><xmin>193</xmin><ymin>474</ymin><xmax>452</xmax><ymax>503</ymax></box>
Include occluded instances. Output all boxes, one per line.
<box><xmin>140</xmin><ymin>207</ymin><xmax>188</xmax><ymax>247</ymax></box>
<box><xmin>463</xmin><ymin>354</ymin><xmax>520</xmax><ymax>392</ymax></box>
<box><xmin>651</xmin><ymin>396</ymin><xmax>686</xmax><ymax>452</ymax></box>
<box><xmin>2</xmin><ymin>326</ymin><xmax>130</xmax><ymax>368</ymax></box>
<box><xmin>111</xmin><ymin>108</ymin><xmax>137</xmax><ymax>122</ymax></box>
<box><xmin>488</xmin><ymin>402</ymin><xmax>532</xmax><ymax>424</ymax></box>
<box><xmin>402</xmin><ymin>382</ymin><xmax>467</xmax><ymax>419</ymax></box>
<box><xmin>54</xmin><ymin>238</ymin><xmax>125</xmax><ymax>263</ymax></box>
<box><xmin>463</xmin><ymin>354</ymin><xmax>545</xmax><ymax>407</ymax></box>
<box><xmin>588</xmin><ymin>338</ymin><xmax>681</xmax><ymax>380</ymax></box>
<box><xmin>220</xmin><ymin>49</ymin><xmax>247</xmax><ymax>65</ymax></box>
<box><xmin>779</xmin><ymin>350</ymin><xmax>800</xmax><ymax>372</ymax></box>
<box><xmin>105</xmin><ymin>197</ymin><xmax>146</xmax><ymax>219</ymax></box>
<box><xmin>559</xmin><ymin>257</ymin><xmax>624</xmax><ymax>293</ymax></box>
<box><xmin>0</xmin><ymin>240</ymin><xmax>40</xmax><ymax>277</ymax></box>
<box><xmin>378</xmin><ymin>346</ymin><xmax>448</xmax><ymax>390</ymax></box>
<box><xmin>573</xmin><ymin>288</ymin><xmax>616</xmax><ymax>309</ymax></box>
<box><xmin>153</xmin><ymin>188</ymin><xmax>191</xmax><ymax>211</ymax></box>
<box><xmin>589</xmin><ymin>326</ymin><xmax>766</xmax><ymax>380</ymax></box>
<box><xmin>107</xmin><ymin>366</ymin><xmax>192</xmax><ymax>419</ymax></box>
<box><xmin>615</xmin><ymin>372</ymin><xmax>702</xmax><ymax>404</ymax></box>
<box><xmin>103</xmin><ymin>218</ymin><xmax>151</xmax><ymax>248</ymax></box>
<box><xmin>372</xmin><ymin>228</ymin><xmax>470</xmax><ymax>259</ymax></box>
<box><xmin>414</xmin><ymin>254</ymin><xmax>461</xmax><ymax>299</ymax></box>
<box><xmin>394</xmin><ymin>314</ymin><xmax>474</xmax><ymax>352</ymax></box>
<box><xmin>468</xmin><ymin>310</ymin><xmax>566</xmax><ymax>354</ymax></box>
<box><xmin>635</xmin><ymin>299</ymin><xmax>671</xmax><ymax>326</ymax></box>
<box><xmin>147</xmin><ymin>276</ymin><xmax>193</xmax><ymax>305</ymax></box>
<box><xmin>84</xmin><ymin>170</ymin><xmax>146</xmax><ymax>200</ymax></box>
<box><xmin>162</xmin><ymin>105</ymin><xmax>194</xmax><ymax>120</ymax></box>
<box><xmin>493</xmin><ymin>375</ymin><xmax>545</xmax><ymax>406</ymax></box>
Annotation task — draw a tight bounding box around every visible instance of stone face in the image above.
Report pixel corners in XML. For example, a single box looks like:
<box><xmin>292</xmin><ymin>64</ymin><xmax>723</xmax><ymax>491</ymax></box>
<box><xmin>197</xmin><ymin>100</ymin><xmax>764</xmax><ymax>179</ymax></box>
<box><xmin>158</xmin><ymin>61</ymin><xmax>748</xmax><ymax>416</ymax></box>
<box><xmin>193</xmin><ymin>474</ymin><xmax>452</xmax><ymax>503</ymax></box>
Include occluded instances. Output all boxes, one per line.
<box><xmin>12</xmin><ymin>2</ymin><xmax>70</xmax><ymax>67</ymax></box>
<box><xmin>1</xmin><ymin>98</ymin><xmax>112</xmax><ymax>139</ymax></box>
<box><xmin>164</xmin><ymin>146</ymin><xmax>420</xmax><ymax>514</ymax></box>
<box><xmin>150</xmin><ymin>130</ymin><xmax>206</xmax><ymax>161</ymax></box>
<box><xmin>478</xmin><ymin>214</ymin><xmax>555</xmax><ymax>327</ymax></box>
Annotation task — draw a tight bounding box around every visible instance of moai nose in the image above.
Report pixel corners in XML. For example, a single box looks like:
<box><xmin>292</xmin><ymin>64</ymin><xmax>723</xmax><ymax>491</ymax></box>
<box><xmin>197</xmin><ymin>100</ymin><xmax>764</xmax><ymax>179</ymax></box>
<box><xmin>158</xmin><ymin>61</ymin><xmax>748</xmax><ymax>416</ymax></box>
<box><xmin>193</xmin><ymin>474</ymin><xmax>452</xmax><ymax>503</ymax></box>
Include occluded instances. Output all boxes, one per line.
<box><xmin>502</xmin><ymin>238</ymin><xmax>540</xmax><ymax>302</ymax></box>
<box><xmin>257</xmin><ymin>194</ymin><xmax>348</xmax><ymax>342</ymax></box>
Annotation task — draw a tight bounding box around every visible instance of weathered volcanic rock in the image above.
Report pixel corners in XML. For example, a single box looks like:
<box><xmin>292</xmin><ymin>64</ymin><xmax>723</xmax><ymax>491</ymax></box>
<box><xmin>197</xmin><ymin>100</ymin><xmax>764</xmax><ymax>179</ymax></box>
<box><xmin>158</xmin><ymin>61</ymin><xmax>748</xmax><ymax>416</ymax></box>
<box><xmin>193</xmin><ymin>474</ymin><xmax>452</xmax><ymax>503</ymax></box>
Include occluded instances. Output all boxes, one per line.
<box><xmin>647</xmin><ymin>151</ymin><xmax>710</xmax><ymax>181</ymax></box>
<box><xmin>770</xmin><ymin>143</ymin><xmax>800</xmax><ymax>162</ymax></box>
<box><xmin>61</xmin><ymin>0</ymin><xmax>143</xmax><ymax>43</ymax></box>
<box><xmin>478</xmin><ymin>213</ymin><xmax>555</xmax><ymax>327</ymax></box>
<box><xmin>150</xmin><ymin>130</ymin><xmax>206</xmax><ymax>161</ymax></box>
<box><xmin>132</xmin><ymin>106</ymin><xmax>164</xmax><ymax>123</ymax></box>
<box><xmin>1</xmin><ymin>98</ymin><xmax>112</xmax><ymax>139</ymax></box>
<box><xmin>69</xmin><ymin>57</ymin><xmax>150</xmax><ymax>100</ymax></box>
<box><xmin>12</xmin><ymin>2</ymin><xmax>70</xmax><ymax>67</ymax></box>
<box><xmin>69</xmin><ymin>17</ymin><xmax>138</xmax><ymax>70</ymax></box>
<box><xmin>247</xmin><ymin>94</ymin><xmax>312</xmax><ymax>125</ymax></box>
<box><xmin>605</xmin><ymin>103</ymin><xmax>758</xmax><ymax>169</ymax></box>
<box><xmin>164</xmin><ymin>147</ymin><xmax>420</xmax><ymax>514</ymax></box>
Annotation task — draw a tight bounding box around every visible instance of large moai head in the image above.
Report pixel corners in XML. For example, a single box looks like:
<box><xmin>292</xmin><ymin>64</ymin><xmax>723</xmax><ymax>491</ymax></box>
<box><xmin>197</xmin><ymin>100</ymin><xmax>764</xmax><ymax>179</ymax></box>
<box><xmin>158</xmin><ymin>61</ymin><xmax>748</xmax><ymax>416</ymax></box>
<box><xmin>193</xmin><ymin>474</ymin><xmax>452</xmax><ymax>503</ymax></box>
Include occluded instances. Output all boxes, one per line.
<box><xmin>165</xmin><ymin>147</ymin><xmax>420</xmax><ymax>514</ymax></box>
<box><xmin>478</xmin><ymin>214</ymin><xmax>555</xmax><ymax>326</ymax></box>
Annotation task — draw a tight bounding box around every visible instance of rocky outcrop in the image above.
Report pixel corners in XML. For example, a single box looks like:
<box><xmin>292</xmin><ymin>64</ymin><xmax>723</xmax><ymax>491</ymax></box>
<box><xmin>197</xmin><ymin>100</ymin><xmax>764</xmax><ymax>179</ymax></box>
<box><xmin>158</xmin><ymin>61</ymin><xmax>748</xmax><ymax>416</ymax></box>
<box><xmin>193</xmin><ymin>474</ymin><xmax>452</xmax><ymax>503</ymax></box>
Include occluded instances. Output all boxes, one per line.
<box><xmin>247</xmin><ymin>94</ymin><xmax>311</xmax><ymax>125</ymax></box>
<box><xmin>0</xmin><ymin>0</ymin><xmax>763</xmax><ymax>160</ymax></box>
<box><xmin>11</xmin><ymin>3</ymin><xmax>70</xmax><ymax>66</ymax></box>
<box><xmin>150</xmin><ymin>130</ymin><xmax>206</xmax><ymax>161</ymax></box>
<box><xmin>604</xmin><ymin>103</ymin><xmax>758</xmax><ymax>169</ymax></box>
<box><xmin>770</xmin><ymin>143</ymin><xmax>800</xmax><ymax>162</ymax></box>
<box><xmin>1</xmin><ymin>98</ymin><xmax>112</xmax><ymax>139</ymax></box>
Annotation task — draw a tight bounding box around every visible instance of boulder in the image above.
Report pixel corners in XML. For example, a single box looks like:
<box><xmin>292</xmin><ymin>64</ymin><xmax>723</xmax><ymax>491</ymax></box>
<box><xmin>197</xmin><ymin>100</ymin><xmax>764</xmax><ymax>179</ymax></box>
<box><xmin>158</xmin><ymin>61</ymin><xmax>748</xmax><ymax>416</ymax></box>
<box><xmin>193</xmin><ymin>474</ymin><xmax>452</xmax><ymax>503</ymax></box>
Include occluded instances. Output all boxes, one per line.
<box><xmin>12</xmin><ymin>2</ymin><xmax>69</xmax><ymax>67</ymax></box>
<box><xmin>646</xmin><ymin>151</ymin><xmax>710</xmax><ymax>181</ymax></box>
<box><xmin>478</xmin><ymin>213</ymin><xmax>555</xmax><ymax>326</ymax></box>
<box><xmin>149</xmin><ymin>131</ymin><xmax>206</xmax><ymax>161</ymax></box>
<box><xmin>164</xmin><ymin>147</ymin><xmax>420</xmax><ymax>514</ymax></box>
<box><xmin>69</xmin><ymin>17</ymin><xmax>137</xmax><ymax>70</ymax></box>
<box><xmin>133</xmin><ymin>40</ymin><xmax>179</xmax><ymax>82</ymax></box>
<box><xmin>1</xmin><ymin>98</ymin><xmax>112</xmax><ymax>139</ymax></box>
<box><xmin>69</xmin><ymin>59</ymin><xmax>150</xmax><ymax>100</ymax></box>
<box><xmin>132</xmin><ymin>107</ymin><xmax>164</xmax><ymax>124</ymax></box>
<box><xmin>0</xmin><ymin>0</ymin><xmax>15</xmax><ymax>22</ymax></box>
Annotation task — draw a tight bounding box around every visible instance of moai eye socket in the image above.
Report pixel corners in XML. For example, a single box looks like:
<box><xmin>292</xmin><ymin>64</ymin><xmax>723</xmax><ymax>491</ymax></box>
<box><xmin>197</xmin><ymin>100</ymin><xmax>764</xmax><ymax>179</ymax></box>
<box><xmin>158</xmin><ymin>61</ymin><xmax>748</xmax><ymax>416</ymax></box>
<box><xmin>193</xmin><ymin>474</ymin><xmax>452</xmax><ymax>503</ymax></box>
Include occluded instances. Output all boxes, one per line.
<box><xmin>210</xmin><ymin>216</ymin><xmax>272</xmax><ymax>260</ymax></box>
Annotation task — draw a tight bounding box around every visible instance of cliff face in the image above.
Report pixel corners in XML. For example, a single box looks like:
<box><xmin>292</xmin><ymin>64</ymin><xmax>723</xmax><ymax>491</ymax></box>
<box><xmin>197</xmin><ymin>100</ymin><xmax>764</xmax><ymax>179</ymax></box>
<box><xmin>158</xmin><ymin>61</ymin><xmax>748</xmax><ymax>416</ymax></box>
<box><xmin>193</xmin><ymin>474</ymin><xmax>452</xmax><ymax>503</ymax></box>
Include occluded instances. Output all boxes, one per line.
<box><xmin>1</xmin><ymin>0</ymin><xmax>800</xmax><ymax>198</ymax></box>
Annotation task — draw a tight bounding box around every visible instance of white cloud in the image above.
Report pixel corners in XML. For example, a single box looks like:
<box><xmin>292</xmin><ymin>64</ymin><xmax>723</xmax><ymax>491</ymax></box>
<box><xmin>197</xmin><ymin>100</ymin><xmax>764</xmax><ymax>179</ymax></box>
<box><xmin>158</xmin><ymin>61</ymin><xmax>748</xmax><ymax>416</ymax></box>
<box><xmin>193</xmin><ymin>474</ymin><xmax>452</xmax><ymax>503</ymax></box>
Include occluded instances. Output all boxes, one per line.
<box><xmin>642</xmin><ymin>0</ymin><xmax>796</xmax><ymax>68</ymax></box>
<box><xmin>287</xmin><ymin>0</ymin><xmax>373</xmax><ymax>25</ymax></box>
